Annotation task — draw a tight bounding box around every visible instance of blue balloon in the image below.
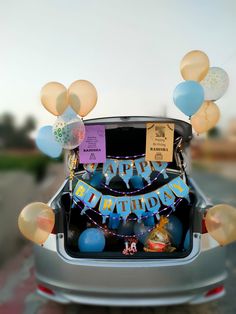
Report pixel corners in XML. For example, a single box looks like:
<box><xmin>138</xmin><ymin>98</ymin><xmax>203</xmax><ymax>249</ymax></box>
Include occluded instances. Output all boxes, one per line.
<box><xmin>166</xmin><ymin>215</ymin><xmax>183</xmax><ymax>247</ymax></box>
<box><xmin>61</xmin><ymin>107</ymin><xmax>77</xmax><ymax>120</ymax></box>
<box><xmin>142</xmin><ymin>212</ymin><xmax>155</xmax><ymax>227</ymax></box>
<box><xmin>184</xmin><ymin>230</ymin><xmax>191</xmax><ymax>250</ymax></box>
<box><xmin>36</xmin><ymin>126</ymin><xmax>62</xmax><ymax>158</ymax></box>
<box><xmin>78</xmin><ymin>228</ymin><xmax>105</xmax><ymax>252</ymax></box>
<box><xmin>134</xmin><ymin>223</ymin><xmax>150</xmax><ymax>244</ymax></box>
<box><xmin>108</xmin><ymin>213</ymin><xmax>120</xmax><ymax>229</ymax></box>
<box><xmin>90</xmin><ymin>172</ymin><xmax>103</xmax><ymax>188</ymax></box>
<box><xmin>130</xmin><ymin>176</ymin><xmax>144</xmax><ymax>189</ymax></box>
<box><xmin>173</xmin><ymin>80</ymin><xmax>204</xmax><ymax>117</ymax></box>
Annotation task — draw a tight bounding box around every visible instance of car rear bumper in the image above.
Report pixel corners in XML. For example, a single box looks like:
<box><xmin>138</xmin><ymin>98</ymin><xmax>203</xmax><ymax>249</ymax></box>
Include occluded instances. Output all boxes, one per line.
<box><xmin>36</xmin><ymin>286</ymin><xmax>226</xmax><ymax>306</ymax></box>
<box><xmin>34</xmin><ymin>244</ymin><xmax>227</xmax><ymax>306</ymax></box>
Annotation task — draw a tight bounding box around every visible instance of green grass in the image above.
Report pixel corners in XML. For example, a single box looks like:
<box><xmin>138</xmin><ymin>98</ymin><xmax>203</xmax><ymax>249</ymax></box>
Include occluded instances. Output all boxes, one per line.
<box><xmin>0</xmin><ymin>152</ymin><xmax>62</xmax><ymax>181</ymax></box>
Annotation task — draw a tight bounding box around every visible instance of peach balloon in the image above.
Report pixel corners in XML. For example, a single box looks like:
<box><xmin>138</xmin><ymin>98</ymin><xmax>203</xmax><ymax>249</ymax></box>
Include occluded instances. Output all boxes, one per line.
<box><xmin>205</xmin><ymin>204</ymin><xmax>236</xmax><ymax>246</ymax></box>
<box><xmin>40</xmin><ymin>82</ymin><xmax>68</xmax><ymax>116</ymax></box>
<box><xmin>180</xmin><ymin>50</ymin><xmax>209</xmax><ymax>81</ymax></box>
<box><xmin>18</xmin><ymin>202</ymin><xmax>55</xmax><ymax>245</ymax></box>
<box><xmin>68</xmin><ymin>80</ymin><xmax>97</xmax><ymax>117</ymax></box>
<box><xmin>191</xmin><ymin>101</ymin><xmax>220</xmax><ymax>134</ymax></box>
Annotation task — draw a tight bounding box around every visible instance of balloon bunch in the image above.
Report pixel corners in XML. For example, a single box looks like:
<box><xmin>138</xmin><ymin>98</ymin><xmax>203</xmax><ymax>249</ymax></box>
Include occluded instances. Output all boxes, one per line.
<box><xmin>173</xmin><ymin>50</ymin><xmax>229</xmax><ymax>134</ymax></box>
<box><xmin>18</xmin><ymin>80</ymin><xmax>98</xmax><ymax>245</ymax></box>
<box><xmin>36</xmin><ymin>80</ymin><xmax>98</xmax><ymax>157</ymax></box>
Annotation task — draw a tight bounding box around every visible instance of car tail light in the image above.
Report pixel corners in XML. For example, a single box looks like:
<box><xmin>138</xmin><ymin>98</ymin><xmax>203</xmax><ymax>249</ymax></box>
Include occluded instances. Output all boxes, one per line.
<box><xmin>202</xmin><ymin>218</ymin><xmax>208</xmax><ymax>234</ymax></box>
<box><xmin>205</xmin><ymin>285</ymin><xmax>224</xmax><ymax>297</ymax></box>
<box><xmin>37</xmin><ymin>284</ymin><xmax>55</xmax><ymax>295</ymax></box>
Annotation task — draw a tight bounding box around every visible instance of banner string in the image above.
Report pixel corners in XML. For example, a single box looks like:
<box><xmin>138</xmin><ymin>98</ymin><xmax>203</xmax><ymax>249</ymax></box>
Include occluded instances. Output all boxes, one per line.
<box><xmin>80</xmin><ymin>164</ymin><xmax>171</xmax><ymax>196</ymax></box>
<box><xmin>73</xmin><ymin>197</ymin><xmax>183</xmax><ymax>222</ymax></box>
<box><xmin>73</xmin><ymin>198</ymin><xmax>183</xmax><ymax>239</ymax></box>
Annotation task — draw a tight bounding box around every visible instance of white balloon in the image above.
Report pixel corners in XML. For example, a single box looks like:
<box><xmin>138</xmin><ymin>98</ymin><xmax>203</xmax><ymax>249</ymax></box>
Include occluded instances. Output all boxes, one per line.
<box><xmin>53</xmin><ymin>108</ymin><xmax>85</xmax><ymax>150</ymax></box>
<box><xmin>200</xmin><ymin>67</ymin><xmax>229</xmax><ymax>101</ymax></box>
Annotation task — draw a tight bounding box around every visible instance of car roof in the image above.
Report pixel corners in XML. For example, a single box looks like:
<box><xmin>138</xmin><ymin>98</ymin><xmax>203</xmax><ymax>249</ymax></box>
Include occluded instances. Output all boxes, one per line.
<box><xmin>84</xmin><ymin>116</ymin><xmax>192</xmax><ymax>142</ymax></box>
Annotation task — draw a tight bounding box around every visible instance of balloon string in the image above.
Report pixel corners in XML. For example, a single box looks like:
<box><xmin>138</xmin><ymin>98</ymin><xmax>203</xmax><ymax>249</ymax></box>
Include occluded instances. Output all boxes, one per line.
<box><xmin>67</xmin><ymin>152</ymin><xmax>78</xmax><ymax>227</ymax></box>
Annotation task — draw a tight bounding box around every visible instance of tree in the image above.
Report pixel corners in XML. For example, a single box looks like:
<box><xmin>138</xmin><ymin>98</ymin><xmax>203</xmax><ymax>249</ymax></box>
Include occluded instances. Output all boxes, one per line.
<box><xmin>22</xmin><ymin>116</ymin><xmax>36</xmax><ymax>133</ymax></box>
<box><xmin>0</xmin><ymin>113</ymin><xmax>37</xmax><ymax>149</ymax></box>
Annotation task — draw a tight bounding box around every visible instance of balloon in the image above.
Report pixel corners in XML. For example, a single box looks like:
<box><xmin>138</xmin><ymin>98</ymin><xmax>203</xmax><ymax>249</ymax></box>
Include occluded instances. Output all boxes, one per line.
<box><xmin>205</xmin><ymin>204</ymin><xmax>236</xmax><ymax>246</ymax></box>
<box><xmin>184</xmin><ymin>230</ymin><xmax>191</xmax><ymax>250</ymax></box>
<box><xmin>173</xmin><ymin>81</ymin><xmax>204</xmax><ymax>117</ymax></box>
<box><xmin>108</xmin><ymin>213</ymin><xmax>120</xmax><ymax>229</ymax></box>
<box><xmin>118</xmin><ymin>221</ymin><xmax>134</xmax><ymax>236</ymax></box>
<box><xmin>18</xmin><ymin>202</ymin><xmax>55</xmax><ymax>245</ymax></box>
<box><xmin>180</xmin><ymin>50</ymin><xmax>209</xmax><ymax>81</ymax></box>
<box><xmin>40</xmin><ymin>82</ymin><xmax>68</xmax><ymax>116</ymax></box>
<box><xmin>35</xmin><ymin>125</ymin><xmax>62</xmax><ymax>158</ymax></box>
<box><xmin>143</xmin><ymin>212</ymin><xmax>155</xmax><ymax>227</ymax></box>
<box><xmin>78</xmin><ymin>228</ymin><xmax>105</xmax><ymax>252</ymax></box>
<box><xmin>90</xmin><ymin>172</ymin><xmax>104</xmax><ymax>188</ymax></box>
<box><xmin>165</xmin><ymin>215</ymin><xmax>183</xmax><ymax>247</ymax></box>
<box><xmin>68</xmin><ymin>80</ymin><xmax>98</xmax><ymax>117</ymax></box>
<box><xmin>53</xmin><ymin>107</ymin><xmax>85</xmax><ymax>149</ymax></box>
<box><xmin>130</xmin><ymin>176</ymin><xmax>144</xmax><ymax>189</ymax></box>
<box><xmin>191</xmin><ymin>101</ymin><xmax>220</xmax><ymax>134</ymax></box>
<box><xmin>200</xmin><ymin>67</ymin><xmax>229</xmax><ymax>101</ymax></box>
<box><xmin>60</xmin><ymin>106</ymin><xmax>78</xmax><ymax>120</ymax></box>
<box><xmin>134</xmin><ymin>222</ymin><xmax>150</xmax><ymax>244</ymax></box>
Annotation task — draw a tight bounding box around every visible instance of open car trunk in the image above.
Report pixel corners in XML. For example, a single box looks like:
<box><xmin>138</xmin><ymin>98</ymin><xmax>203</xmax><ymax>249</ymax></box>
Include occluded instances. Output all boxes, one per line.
<box><xmin>55</xmin><ymin>117</ymin><xmax>200</xmax><ymax>259</ymax></box>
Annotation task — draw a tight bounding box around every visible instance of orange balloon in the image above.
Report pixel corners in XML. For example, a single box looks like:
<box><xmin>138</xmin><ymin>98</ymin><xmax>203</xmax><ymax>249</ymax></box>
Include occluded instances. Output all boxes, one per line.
<box><xmin>180</xmin><ymin>50</ymin><xmax>209</xmax><ymax>81</ymax></box>
<box><xmin>40</xmin><ymin>82</ymin><xmax>68</xmax><ymax>116</ymax></box>
<box><xmin>18</xmin><ymin>202</ymin><xmax>55</xmax><ymax>245</ymax></box>
<box><xmin>205</xmin><ymin>204</ymin><xmax>236</xmax><ymax>246</ymax></box>
<box><xmin>68</xmin><ymin>80</ymin><xmax>97</xmax><ymax>117</ymax></box>
<box><xmin>191</xmin><ymin>101</ymin><xmax>220</xmax><ymax>134</ymax></box>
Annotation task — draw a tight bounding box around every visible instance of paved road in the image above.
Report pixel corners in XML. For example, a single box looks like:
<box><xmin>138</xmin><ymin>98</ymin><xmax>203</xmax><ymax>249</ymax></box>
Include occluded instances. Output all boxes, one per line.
<box><xmin>0</xmin><ymin>167</ymin><xmax>236</xmax><ymax>313</ymax></box>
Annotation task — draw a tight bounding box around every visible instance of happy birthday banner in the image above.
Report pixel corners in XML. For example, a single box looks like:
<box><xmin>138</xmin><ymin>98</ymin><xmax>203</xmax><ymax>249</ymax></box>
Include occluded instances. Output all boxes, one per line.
<box><xmin>73</xmin><ymin>176</ymin><xmax>189</xmax><ymax>225</ymax></box>
<box><xmin>83</xmin><ymin>158</ymin><xmax>169</xmax><ymax>188</ymax></box>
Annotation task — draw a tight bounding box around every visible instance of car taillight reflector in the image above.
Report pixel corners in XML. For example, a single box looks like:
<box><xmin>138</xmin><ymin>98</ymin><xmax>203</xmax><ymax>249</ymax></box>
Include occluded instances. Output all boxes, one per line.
<box><xmin>37</xmin><ymin>284</ymin><xmax>54</xmax><ymax>295</ymax></box>
<box><xmin>205</xmin><ymin>285</ymin><xmax>224</xmax><ymax>297</ymax></box>
<box><xmin>202</xmin><ymin>218</ymin><xmax>208</xmax><ymax>234</ymax></box>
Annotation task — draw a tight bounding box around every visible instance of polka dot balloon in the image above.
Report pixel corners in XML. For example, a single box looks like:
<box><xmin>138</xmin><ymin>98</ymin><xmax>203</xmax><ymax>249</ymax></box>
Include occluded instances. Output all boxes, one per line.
<box><xmin>200</xmin><ymin>67</ymin><xmax>229</xmax><ymax>101</ymax></box>
<box><xmin>53</xmin><ymin>107</ymin><xmax>85</xmax><ymax>150</ymax></box>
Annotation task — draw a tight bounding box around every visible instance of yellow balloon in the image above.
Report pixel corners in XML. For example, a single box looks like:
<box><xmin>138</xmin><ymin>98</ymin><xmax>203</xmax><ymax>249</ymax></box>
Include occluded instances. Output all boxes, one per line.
<box><xmin>18</xmin><ymin>202</ymin><xmax>55</xmax><ymax>245</ymax></box>
<box><xmin>180</xmin><ymin>50</ymin><xmax>210</xmax><ymax>81</ymax></box>
<box><xmin>205</xmin><ymin>204</ymin><xmax>236</xmax><ymax>246</ymax></box>
<box><xmin>68</xmin><ymin>80</ymin><xmax>97</xmax><ymax>117</ymax></box>
<box><xmin>191</xmin><ymin>101</ymin><xmax>220</xmax><ymax>134</ymax></box>
<box><xmin>40</xmin><ymin>82</ymin><xmax>68</xmax><ymax>116</ymax></box>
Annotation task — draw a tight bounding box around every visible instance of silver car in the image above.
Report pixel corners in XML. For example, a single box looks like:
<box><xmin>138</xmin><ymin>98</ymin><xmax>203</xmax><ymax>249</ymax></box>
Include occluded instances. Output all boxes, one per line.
<box><xmin>34</xmin><ymin>116</ymin><xmax>226</xmax><ymax>306</ymax></box>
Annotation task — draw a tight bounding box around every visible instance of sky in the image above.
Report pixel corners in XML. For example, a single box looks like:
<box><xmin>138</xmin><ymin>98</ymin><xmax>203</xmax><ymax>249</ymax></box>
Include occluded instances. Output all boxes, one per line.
<box><xmin>0</xmin><ymin>0</ymin><xmax>236</xmax><ymax>131</ymax></box>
